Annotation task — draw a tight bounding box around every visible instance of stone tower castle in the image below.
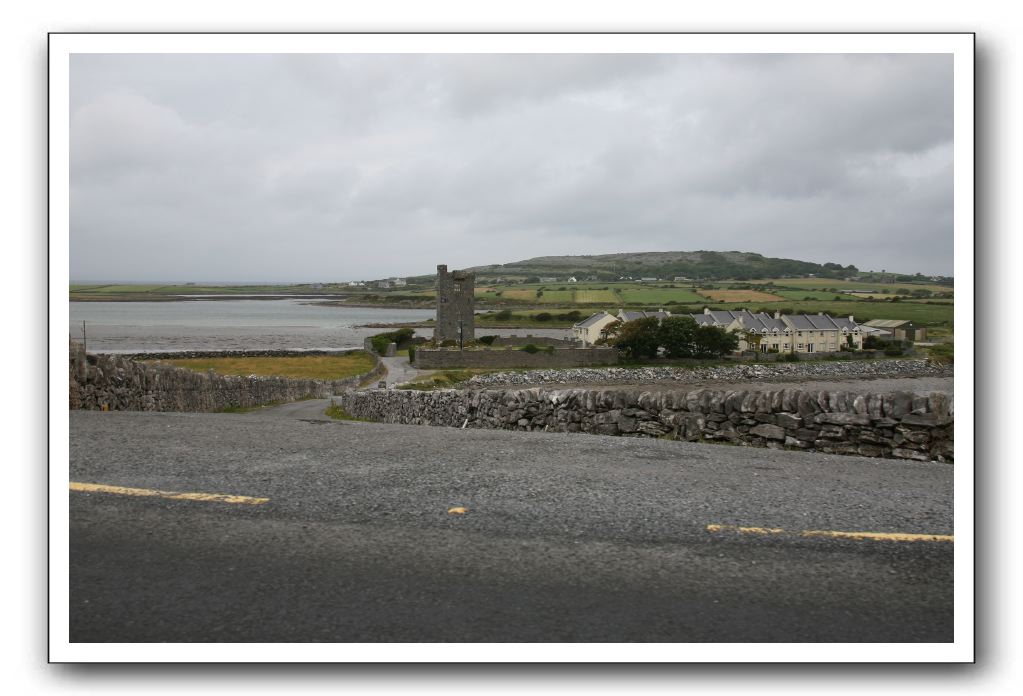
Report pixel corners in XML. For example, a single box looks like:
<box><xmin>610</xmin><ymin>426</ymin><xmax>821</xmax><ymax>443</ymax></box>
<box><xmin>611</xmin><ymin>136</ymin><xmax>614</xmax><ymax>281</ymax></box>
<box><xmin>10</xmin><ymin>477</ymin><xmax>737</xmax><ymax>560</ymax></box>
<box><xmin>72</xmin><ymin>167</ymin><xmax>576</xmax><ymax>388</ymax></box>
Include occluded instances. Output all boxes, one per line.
<box><xmin>434</xmin><ymin>264</ymin><xmax>475</xmax><ymax>344</ymax></box>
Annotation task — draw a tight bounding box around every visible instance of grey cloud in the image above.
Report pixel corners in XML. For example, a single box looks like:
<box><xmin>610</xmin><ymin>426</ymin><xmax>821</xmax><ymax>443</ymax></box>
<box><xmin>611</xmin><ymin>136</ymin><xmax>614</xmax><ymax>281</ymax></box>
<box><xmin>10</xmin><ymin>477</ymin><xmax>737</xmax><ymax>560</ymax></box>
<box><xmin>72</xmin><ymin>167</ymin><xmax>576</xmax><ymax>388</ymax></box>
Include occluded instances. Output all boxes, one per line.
<box><xmin>69</xmin><ymin>53</ymin><xmax>954</xmax><ymax>281</ymax></box>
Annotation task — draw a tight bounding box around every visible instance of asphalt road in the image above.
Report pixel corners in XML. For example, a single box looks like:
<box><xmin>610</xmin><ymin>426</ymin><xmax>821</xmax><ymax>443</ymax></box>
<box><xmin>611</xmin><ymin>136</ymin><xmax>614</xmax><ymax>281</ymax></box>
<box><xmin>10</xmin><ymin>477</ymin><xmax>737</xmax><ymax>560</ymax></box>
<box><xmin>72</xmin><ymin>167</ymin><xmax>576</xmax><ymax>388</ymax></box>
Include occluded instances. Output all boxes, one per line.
<box><xmin>69</xmin><ymin>410</ymin><xmax>954</xmax><ymax>643</ymax></box>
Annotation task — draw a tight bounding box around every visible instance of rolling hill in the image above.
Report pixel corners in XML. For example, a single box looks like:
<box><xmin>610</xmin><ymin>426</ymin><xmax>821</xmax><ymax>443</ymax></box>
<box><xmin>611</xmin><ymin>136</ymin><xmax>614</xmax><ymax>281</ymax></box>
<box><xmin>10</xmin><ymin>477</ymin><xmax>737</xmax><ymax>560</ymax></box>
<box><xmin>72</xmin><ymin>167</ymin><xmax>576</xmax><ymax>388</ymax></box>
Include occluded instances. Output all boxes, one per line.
<box><xmin>463</xmin><ymin>250</ymin><xmax>859</xmax><ymax>282</ymax></box>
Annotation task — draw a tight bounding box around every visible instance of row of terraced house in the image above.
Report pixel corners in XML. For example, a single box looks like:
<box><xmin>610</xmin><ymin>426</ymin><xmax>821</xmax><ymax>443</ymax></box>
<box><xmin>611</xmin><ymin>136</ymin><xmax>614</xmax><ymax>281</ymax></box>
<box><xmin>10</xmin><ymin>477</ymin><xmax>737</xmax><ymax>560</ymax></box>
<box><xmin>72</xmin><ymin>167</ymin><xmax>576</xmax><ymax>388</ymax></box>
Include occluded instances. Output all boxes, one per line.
<box><xmin>573</xmin><ymin>308</ymin><xmax>865</xmax><ymax>354</ymax></box>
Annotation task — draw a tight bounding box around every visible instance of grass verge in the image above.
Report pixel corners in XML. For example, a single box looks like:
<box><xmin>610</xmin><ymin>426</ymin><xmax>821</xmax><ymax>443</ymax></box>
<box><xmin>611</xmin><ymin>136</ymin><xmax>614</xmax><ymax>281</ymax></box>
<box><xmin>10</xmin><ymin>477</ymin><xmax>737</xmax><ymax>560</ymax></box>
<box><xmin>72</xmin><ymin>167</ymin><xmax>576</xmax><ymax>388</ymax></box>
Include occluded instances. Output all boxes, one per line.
<box><xmin>325</xmin><ymin>403</ymin><xmax>374</xmax><ymax>421</ymax></box>
<box><xmin>152</xmin><ymin>352</ymin><xmax>377</xmax><ymax>380</ymax></box>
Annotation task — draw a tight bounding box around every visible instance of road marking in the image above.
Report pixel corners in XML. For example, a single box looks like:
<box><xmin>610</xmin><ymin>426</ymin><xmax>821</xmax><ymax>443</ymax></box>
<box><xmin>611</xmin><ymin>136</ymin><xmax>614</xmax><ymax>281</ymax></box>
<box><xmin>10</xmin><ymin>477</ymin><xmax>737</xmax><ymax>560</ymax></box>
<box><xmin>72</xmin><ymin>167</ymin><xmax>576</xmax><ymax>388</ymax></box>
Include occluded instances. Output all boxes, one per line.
<box><xmin>706</xmin><ymin>524</ymin><xmax>953</xmax><ymax>543</ymax></box>
<box><xmin>69</xmin><ymin>482</ymin><xmax>269</xmax><ymax>505</ymax></box>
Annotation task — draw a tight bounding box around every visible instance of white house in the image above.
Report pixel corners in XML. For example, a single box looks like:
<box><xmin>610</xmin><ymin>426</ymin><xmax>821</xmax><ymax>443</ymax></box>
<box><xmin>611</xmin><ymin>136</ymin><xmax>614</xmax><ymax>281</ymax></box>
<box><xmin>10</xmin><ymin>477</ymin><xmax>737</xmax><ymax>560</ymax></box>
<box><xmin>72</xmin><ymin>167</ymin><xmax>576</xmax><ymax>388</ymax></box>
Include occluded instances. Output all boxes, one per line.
<box><xmin>572</xmin><ymin>311</ymin><xmax>619</xmax><ymax>346</ymax></box>
<box><xmin>391</xmin><ymin>278</ymin><xmax>407</xmax><ymax>287</ymax></box>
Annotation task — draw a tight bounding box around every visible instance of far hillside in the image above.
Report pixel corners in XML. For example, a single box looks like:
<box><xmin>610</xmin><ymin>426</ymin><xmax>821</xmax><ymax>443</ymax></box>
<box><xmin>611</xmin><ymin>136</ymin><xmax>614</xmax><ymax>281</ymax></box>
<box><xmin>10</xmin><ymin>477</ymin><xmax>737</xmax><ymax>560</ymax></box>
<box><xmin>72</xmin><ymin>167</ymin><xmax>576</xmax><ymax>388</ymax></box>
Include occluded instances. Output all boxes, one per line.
<box><xmin>406</xmin><ymin>250</ymin><xmax>951</xmax><ymax>285</ymax></box>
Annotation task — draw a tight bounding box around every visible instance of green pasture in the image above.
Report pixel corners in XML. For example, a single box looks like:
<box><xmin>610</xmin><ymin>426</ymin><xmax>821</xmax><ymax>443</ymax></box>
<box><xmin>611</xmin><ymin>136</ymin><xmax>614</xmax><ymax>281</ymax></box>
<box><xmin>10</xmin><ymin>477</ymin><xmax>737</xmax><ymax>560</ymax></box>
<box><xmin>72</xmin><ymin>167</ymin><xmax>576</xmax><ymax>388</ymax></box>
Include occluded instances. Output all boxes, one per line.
<box><xmin>773</xmin><ymin>290</ymin><xmax>848</xmax><ymax>301</ymax></box>
<box><xmin>748</xmin><ymin>277</ymin><xmax>953</xmax><ymax>294</ymax></box>
<box><xmin>615</xmin><ymin>287</ymin><xmax>704</xmax><ymax>304</ymax></box>
<box><xmin>573</xmin><ymin>289</ymin><xmax>620</xmax><ymax>304</ymax></box>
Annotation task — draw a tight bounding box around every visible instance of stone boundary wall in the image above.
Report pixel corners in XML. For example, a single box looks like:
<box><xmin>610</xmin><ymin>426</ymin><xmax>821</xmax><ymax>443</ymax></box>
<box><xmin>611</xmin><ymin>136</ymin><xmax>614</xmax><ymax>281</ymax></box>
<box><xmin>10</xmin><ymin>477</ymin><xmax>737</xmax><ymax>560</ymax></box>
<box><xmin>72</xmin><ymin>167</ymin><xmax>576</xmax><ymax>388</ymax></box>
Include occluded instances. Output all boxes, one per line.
<box><xmin>487</xmin><ymin>336</ymin><xmax>580</xmax><ymax>348</ymax></box>
<box><xmin>412</xmin><ymin>347</ymin><xmax>619</xmax><ymax>369</ymax></box>
<box><xmin>336</xmin><ymin>385</ymin><xmax>953</xmax><ymax>462</ymax></box>
<box><xmin>69</xmin><ymin>342</ymin><xmax>384</xmax><ymax>412</ymax></box>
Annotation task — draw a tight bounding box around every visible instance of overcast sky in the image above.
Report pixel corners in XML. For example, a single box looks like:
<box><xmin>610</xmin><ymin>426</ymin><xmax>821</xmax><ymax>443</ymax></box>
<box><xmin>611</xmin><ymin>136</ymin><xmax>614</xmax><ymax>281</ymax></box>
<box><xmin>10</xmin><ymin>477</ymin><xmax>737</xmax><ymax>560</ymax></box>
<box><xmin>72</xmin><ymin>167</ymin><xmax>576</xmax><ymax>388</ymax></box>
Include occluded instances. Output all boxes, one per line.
<box><xmin>69</xmin><ymin>53</ymin><xmax>953</xmax><ymax>282</ymax></box>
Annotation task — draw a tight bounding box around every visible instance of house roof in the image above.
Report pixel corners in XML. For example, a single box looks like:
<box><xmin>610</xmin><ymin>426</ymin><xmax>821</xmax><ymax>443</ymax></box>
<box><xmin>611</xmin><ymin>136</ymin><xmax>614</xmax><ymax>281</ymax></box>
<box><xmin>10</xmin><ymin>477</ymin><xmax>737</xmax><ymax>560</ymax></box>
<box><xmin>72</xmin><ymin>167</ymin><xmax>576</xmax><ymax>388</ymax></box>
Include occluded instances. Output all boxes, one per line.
<box><xmin>574</xmin><ymin>311</ymin><xmax>614</xmax><ymax>329</ymax></box>
<box><xmin>863</xmin><ymin>319</ymin><xmax>911</xmax><ymax>328</ymax></box>
<box><xmin>783</xmin><ymin>313</ymin><xmax>858</xmax><ymax>331</ymax></box>
<box><xmin>691</xmin><ymin>311</ymin><xmax>861</xmax><ymax>333</ymax></box>
<box><xmin>697</xmin><ymin>309</ymin><xmax>746</xmax><ymax>325</ymax></box>
<box><xmin>618</xmin><ymin>310</ymin><xmax>670</xmax><ymax>322</ymax></box>
<box><xmin>734</xmin><ymin>311</ymin><xmax>788</xmax><ymax>332</ymax></box>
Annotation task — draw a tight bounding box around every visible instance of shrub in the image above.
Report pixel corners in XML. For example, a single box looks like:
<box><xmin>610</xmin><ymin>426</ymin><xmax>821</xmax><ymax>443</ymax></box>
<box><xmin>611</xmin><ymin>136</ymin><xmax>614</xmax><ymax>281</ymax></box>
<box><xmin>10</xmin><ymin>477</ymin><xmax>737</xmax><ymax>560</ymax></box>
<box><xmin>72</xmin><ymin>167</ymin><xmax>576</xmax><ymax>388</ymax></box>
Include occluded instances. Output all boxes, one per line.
<box><xmin>477</xmin><ymin>335</ymin><xmax>497</xmax><ymax>346</ymax></box>
<box><xmin>534</xmin><ymin>312</ymin><xmax>553</xmax><ymax>322</ymax></box>
<box><xmin>657</xmin><ymin>316</ymin><xmax>698</xmax><ymax>358</ymax></box>
<box><xmin>521</xmin><ymin>344</ymin><xmax>540</xmax><ymax>353</ymax></box>
<box><xmin>928</xmin><ymin>342</ymin><xmax>954</xmax><ymax>363</ymax></box>
<box><xmin>614</xmin><ymin>317</ymin><xmax>661</xmax><ymax>359</ymax></box>
<box><xmin>782</xmin><ymin>352</ymin><xmax>800</xmax><ymax>362</ymax></box>
<box><xmin>884</xmin><ymin>345</ymin><xmax>904</xmax><ymax>356</ymax></box>
<box><xmin>494</xmin><ymin>309</ymin><xmax>513</xmax><ymax>321</ymax></box>
<box><xmin>440</xmin><ymin>339</ymin><xmax>457</xmax><ymax>347</ymax></box>
<box><xmin>369</xmin><ymin>327</ymin><xmax>415</xmax><ymax>354</ymax></box>
<box><xmin>408</xmin><ymin>345</ymin><xmax>416</xmax><ymax>362</ymax></box>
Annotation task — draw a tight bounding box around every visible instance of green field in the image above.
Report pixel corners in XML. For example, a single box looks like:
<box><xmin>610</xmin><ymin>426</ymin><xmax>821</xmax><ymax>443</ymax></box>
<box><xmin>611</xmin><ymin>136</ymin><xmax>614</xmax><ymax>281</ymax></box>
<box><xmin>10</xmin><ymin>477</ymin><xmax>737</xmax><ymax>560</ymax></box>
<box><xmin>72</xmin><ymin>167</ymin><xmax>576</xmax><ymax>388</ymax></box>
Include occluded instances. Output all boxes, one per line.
<box><xmin>773</xmin><ymin>290</ymin><xmax>849</xmax><ymax>301</ymax></box>
<box><xmin>573</xmin><ymin>289</ymin><xmax>620</xmax><ymax>303</ymax></box>
<box><xmin>748</xmin><ymin>278</ymin><xmax>953</xmax><ymax>294</ymax></box>
<box><xmin>70</xmin><ymin>277</ymin><xmax>954</xmax><ymax>329</ymax></box>
<box><xmin>149</xmin><ymin>352</ymin><xmax>377</xmax><ymax>380</ymax></box>
<box><xmin>614</xmin><ymin>287</ymin><xmax>704</xmax><ymax>304</ymax></box>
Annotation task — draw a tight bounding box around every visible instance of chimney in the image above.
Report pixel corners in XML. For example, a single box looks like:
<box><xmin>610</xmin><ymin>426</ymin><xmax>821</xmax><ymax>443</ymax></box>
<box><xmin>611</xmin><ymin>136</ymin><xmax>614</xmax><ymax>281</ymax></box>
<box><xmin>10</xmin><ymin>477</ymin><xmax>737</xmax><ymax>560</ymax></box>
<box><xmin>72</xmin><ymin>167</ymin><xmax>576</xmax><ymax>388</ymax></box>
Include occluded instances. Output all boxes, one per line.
<box><xmin>849</xmin><ymin>315</ymin><xmax>855</xmax><ymax>323</ymax></box>
<box><xmin>774</xmin><ymin>311</ymin><xmax>781</xmax><ymax>320</ymax></box>
<box><xmin>704</xmin><ymin>307</ymin><xmax>711</xmax><ymax>314</ymax></box>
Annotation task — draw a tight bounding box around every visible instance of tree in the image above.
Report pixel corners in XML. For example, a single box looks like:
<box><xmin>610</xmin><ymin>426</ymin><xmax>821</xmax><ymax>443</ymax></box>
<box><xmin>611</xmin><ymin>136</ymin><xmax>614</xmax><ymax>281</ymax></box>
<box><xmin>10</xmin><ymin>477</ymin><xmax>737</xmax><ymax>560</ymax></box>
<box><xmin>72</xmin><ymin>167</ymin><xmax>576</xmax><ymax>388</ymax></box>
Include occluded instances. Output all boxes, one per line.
<box><xmin>693</xmin><ymin>325</ymin><xmax>739</xmax><ymax>358</ymax></box>
<box><xmin>657</xmin><ymin>316</ymin><xmax>698</xmax><ymax>358</ymax></box>
<box><xmin>746</xmin><ymin>331</ymin><xmax>763</xmax><ymax>355</ymax></box>
<box><xmin>595</xmin><ymin>319</ymin><xmax>623</xmax><ymax>346</ymax></box>
<box><xmin>613</xmin><ymin>317</ymin><xmax>660</xmax><ymax>359</ymax></box>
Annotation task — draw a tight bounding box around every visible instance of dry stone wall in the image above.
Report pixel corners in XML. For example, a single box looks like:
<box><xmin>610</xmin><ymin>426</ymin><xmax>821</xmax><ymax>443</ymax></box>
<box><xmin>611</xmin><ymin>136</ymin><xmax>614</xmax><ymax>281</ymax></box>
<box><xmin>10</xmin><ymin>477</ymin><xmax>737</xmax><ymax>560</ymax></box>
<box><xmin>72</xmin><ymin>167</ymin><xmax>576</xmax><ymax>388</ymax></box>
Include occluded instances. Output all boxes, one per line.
<box><xmin>487</xmin><ymin>336</ymin><xmax>581</xmax><ymax>348</ymax></box>
<box><xmin>337</xmin><ymin>384</ymin><xmax>953</xmax><ymax>462</ymax></box>
<box><xmin>69</xmin><ymin>342</ymin><xmax>383</xmax><ymax>412</ymax></box>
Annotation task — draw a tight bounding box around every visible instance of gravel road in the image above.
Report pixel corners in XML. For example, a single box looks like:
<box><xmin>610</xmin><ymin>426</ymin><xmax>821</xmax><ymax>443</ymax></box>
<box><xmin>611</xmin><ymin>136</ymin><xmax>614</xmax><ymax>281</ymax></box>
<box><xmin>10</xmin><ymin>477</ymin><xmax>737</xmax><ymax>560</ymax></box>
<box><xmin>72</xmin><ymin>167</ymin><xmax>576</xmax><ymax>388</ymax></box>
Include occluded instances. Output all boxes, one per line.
<box><xmin>69</xmin><ymin>411</ymin><xmax>953</xmax><ymax>642</ymax></box>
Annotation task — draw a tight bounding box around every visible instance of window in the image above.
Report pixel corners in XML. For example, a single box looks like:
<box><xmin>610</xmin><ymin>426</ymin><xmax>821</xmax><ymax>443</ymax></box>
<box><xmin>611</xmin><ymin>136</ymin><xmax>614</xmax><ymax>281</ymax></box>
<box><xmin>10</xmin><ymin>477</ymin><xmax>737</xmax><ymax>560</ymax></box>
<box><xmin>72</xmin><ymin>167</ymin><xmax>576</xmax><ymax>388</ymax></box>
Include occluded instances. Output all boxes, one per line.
<box><xmin>798</xmin><ymin>343</ymin><xmax>804</xmax><ymax>350</ymax></box>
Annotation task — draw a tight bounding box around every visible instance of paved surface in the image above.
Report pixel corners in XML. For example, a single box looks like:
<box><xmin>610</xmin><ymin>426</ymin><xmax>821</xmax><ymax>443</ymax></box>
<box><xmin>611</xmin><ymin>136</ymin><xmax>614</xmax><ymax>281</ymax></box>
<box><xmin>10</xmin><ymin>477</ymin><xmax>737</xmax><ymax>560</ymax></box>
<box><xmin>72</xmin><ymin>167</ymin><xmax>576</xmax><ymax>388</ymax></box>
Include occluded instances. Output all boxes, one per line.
<box><xmin>378</xmin><ymin>354</ymin><xmax>432</xmax><ymax>387</ymax></box>
<box><xmin>69</xmin><ymin>411</ymin><xmax>954</xmax><ymax>642</ymax></box>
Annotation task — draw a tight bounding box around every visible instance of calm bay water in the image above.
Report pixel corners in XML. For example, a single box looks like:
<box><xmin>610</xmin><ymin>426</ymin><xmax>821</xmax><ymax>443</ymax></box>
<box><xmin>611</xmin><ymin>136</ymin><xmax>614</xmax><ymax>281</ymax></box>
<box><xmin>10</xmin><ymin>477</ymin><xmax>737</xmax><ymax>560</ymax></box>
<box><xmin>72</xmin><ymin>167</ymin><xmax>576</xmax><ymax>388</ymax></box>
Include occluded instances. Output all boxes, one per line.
<box><xmin>68</xmin><ymin>299</ymin><xmax>569</xmax><ymax>353</ymax></box>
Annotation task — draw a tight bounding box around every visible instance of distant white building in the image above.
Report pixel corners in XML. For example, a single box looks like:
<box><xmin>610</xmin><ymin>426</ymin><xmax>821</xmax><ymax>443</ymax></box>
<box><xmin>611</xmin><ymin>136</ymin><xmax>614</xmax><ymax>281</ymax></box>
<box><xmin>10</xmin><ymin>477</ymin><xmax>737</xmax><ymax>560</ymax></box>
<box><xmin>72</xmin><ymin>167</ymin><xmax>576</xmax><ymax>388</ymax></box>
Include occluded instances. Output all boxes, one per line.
<box><xmin>378</xmin><ymin>281</ymin><xmax>392</xmax><ymax>289</ymax></box>
<box><xmin>567</xmin><ymin>277</ymin><xmax>578</xmax><ymax>283</ymax></box>
<box><xmin>391</xmin><ymin>278</ymin><xmax>407</xmax><ymax>287</ymax></box>
<box><xmin>348</xmin><ymin>281</ymin><xmax>365</xmax><ymax>287</ymax></box>
<box><xmin>539</xmin><ymin>277</ymin><xmax>557</xmax><ymax>283</ymax></box>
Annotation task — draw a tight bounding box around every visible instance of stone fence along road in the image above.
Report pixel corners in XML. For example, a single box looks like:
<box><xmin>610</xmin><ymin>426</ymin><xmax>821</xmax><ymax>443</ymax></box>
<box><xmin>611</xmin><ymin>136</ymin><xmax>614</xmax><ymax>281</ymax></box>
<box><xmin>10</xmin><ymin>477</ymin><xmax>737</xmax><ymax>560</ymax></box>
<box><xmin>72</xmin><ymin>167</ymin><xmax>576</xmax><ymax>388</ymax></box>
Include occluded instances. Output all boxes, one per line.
<box><xmin>69</xmin><ymin>342</ymin><xmax>384</xmax><ymax>413</ymax></box>
<box><xmin>337</xmin><ymin>383</ymin><xmax>953</xmax><ymax>462</ymax></box>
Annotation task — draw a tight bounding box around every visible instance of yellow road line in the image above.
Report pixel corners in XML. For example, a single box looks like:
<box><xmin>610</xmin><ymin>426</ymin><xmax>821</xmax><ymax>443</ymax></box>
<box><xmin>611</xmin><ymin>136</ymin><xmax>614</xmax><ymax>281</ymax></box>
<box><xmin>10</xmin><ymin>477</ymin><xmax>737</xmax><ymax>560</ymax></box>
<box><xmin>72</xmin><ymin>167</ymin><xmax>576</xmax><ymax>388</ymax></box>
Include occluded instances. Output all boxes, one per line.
<box><xmin>706</xmin><ymin>523</ymin><xmax>952</xmax><ymax>543</ymax></box>
<box><xmin>69</xmin><ymin>481</ymin><xmax>269</xmax><ymax>505</ymax></box>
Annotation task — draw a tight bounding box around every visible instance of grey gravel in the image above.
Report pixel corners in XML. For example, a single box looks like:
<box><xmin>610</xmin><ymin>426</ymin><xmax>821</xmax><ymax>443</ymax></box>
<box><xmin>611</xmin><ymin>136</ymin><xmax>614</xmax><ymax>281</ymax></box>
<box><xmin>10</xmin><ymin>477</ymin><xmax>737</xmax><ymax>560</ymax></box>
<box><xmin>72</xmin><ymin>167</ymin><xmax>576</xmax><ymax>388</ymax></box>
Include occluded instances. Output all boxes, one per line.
<box><xmin>467</xmin><ymin>358</ymin><xmax>953</xmax><ymax>390</ymax></box>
